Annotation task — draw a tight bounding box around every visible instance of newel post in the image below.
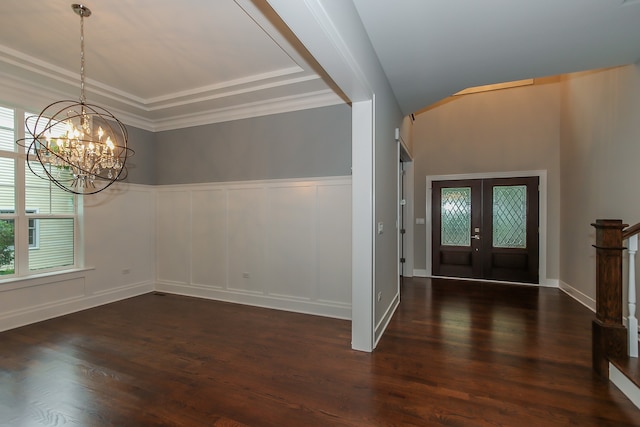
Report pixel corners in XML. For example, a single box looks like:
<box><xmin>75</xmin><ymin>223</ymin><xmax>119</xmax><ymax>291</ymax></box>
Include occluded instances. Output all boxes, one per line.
<box><xmin>591</xmin><ymin>219</ymin><xmax>628</xmax><ymax>378</ymax></box>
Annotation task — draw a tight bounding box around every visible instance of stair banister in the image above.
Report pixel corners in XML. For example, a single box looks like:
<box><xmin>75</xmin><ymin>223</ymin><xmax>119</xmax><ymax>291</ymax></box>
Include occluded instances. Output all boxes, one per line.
<box><xmin>591</xmin><ymin>219</ymin><xmax>628</xmax><ymax>378</ymax></box>
<box><xmin>623</xmin><ymin>222</ymin><xmax>640</xmax><ymax>358</ymax></box>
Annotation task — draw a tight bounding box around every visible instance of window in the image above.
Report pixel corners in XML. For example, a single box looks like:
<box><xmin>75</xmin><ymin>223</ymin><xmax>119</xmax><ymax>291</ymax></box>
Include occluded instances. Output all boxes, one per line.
<box><xmin>0</xmin><ymin>105</ymin><xmax>77</xmax><ymax>277</ymax></box>
<box><xmin>28</xmin><ymin>211</ymin><xmax>38</xmax><ymax>249</ymax></box>
<box><xmin>0</xmin><ymin>209</ymin><xmax>37</xmax><ymax>248</ymax></box>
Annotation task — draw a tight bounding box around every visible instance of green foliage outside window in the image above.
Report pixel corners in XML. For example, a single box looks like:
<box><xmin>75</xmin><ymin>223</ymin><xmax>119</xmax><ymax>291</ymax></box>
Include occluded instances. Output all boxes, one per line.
<box><xmin>0</xmin><ymin>219</ymin><xmax>14</xmax><ymax>274</ymax></box>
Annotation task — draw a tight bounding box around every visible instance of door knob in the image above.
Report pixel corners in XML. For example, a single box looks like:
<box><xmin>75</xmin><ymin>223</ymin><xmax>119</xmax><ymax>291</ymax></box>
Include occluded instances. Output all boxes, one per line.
<box><xmin>472</xmin><ymin>234</ymin><xmax>481</xmax><ymax>240</ymax></box>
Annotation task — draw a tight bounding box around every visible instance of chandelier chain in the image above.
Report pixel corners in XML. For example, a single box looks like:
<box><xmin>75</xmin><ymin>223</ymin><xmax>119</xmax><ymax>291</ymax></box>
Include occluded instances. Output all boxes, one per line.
<box><xmin>79</xmin><ymin>11</ymin><xmax>86</xmax><ymax>104</ymax></box>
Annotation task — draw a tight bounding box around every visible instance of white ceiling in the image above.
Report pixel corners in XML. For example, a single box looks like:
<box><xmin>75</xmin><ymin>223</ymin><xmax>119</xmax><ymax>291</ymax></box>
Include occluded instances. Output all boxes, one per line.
<box><xmin>353</xmin><ymin>0</ymin><xmax>640</xmax><ymax>115</ymax></box>
<box><xmin>1</xmin><ymin>0</ymin><xmax>640</xmax><ymax>130</ymax></box>
<box><xmin>0</xmin><ymin>0</ymin><xmax>341</xmax><ymax>131</ymax></box>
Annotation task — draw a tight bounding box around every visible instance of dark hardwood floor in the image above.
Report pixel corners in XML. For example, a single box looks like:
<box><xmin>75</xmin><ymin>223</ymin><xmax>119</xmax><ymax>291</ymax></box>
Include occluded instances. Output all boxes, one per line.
<box><xmin>1</xmin><ymin>278</ymin><xmax>639</xmax><ymax>426</ymax></box>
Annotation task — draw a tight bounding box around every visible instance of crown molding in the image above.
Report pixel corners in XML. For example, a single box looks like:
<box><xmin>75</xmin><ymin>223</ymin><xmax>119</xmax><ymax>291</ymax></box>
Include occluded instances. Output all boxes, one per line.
<box><xmin>0</xmin><ymin>70</ymin><xmax>344</xmax><ymax>132</ymax></box>
<box><xmin>0</xmin><ymin>45</ymin><xmax>343</xmax><ymax>132</ymax></box>
<box><xmin>153</xmin><ymin>89</ymin><xmax>345</xmax><ymax>131</ymax></box>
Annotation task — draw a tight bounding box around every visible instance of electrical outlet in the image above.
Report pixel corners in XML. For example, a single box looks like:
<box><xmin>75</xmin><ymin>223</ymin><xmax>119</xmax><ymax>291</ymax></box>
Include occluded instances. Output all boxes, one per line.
<box><xmin>242</xmin><ymin>272</ymin><xmax>250</xmax><ymax>278</ymax></box>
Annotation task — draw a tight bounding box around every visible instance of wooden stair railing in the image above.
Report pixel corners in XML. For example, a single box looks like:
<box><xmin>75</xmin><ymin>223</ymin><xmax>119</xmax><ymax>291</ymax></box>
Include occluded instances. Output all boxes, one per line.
<box><xmin>592</xmin><ymin>219</ymin><xmax>628</xmax><ymax>378</ymax></box>
<box><xmin>623</xmin><ymin>222</ymin><xmax>640</xmax><ymax>241</ymax></box>
<box><xmin>623</xmin><ymin>222</ymin><xmax>640</xmax><ymax>359</ymax></box>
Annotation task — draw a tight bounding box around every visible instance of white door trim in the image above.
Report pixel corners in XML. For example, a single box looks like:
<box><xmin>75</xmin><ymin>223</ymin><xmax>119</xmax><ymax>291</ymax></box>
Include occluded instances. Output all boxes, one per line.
<box><xmin>426</xmin><ymin>170</ymin><xmax>549</xmax><ymax>286</ymax></box>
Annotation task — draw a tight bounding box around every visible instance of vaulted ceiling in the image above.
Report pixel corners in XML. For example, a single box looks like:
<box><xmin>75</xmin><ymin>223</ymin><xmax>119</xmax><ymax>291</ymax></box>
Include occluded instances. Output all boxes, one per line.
<box><xmin>1</xmin><ymin>0</ymin><xmax>640</xmax><ymax>131</ymax></box>
<box><xmin>352</xmin><ymin>0</ymin><xmax>640</xmax><ymax>115</ymax></box>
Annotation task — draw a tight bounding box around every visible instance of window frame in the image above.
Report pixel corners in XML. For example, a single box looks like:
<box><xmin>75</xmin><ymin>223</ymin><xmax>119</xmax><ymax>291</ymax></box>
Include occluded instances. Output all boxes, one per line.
<box><xmin>0</xmin><ymin>209</ymin><xmax>38</xmax><ymax>249</ymax></box>
<box><xmin>0</xmin><ymin>104</ymin><xmax>80</xmax><ymax>279</ymax></box>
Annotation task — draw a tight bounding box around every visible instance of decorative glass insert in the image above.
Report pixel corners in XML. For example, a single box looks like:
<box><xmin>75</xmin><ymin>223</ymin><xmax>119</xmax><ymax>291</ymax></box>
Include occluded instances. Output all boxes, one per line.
<box><xmin>441</xmin><ymin>187</ymin><xmax>471</xmax><ymax>247</ymax></box>
<box><xmin>493</xmin><ymin>185</ymin><xmax>527</xmax><ymax>248</ymax></box>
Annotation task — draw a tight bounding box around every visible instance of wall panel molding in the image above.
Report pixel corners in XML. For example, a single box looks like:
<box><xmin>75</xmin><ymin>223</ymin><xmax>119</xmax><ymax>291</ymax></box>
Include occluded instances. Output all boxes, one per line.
<box><xmin>156</xmin><ymin>176</ymin><xmax>352</xmax><ymax>319</ymax></box>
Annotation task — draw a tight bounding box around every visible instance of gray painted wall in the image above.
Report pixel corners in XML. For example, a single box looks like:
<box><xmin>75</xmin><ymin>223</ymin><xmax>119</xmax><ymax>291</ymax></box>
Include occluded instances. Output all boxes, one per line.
<box><xmin>412</xmin><ymin>81</ymin><xmax>561</xmax><ymax>281</ymax></box>
<box><xmin>154</xmin><ymin>104</ymin><xmax>352</xmax><ymax>185</ymax></box>
<box><xmin>560</xmin><ymin>64</ymin><xmax>640</xmax><ymax>305</ymax></box>
<box><xmin>123</xmin><ymin>125</ymin><xmax>156</xmax><ymax>185</ymax></box>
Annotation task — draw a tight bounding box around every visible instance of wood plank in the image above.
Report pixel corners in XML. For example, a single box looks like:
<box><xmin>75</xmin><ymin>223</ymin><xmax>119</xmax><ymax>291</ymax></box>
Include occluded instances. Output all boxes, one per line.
<box><xmin>0</xmin><ymin>278</ymin><xmax>639</xmax><ymax>426</ymax></box>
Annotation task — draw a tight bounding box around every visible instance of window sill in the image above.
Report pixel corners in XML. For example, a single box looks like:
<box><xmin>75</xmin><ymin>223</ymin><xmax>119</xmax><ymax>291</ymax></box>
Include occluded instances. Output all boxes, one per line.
<box><xmin>0</xmin><ymin>267</ymin><xmax>95</xmax><ymax>292</ymax></box>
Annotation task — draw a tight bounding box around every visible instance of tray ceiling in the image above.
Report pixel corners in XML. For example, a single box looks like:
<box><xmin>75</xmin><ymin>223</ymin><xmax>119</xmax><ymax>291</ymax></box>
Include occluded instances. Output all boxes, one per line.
<box><xmin>0</xmin><ymin>0</ymin><xmax>342</xmax><ymax>131</ymax></box>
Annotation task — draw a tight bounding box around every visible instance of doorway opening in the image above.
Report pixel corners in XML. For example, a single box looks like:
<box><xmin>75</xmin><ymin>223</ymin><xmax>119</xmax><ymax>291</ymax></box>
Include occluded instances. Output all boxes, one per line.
<box><xmin>426</xmin><ymin>171</ymin><xmax>547</xmax><ymax>285</ymax></box>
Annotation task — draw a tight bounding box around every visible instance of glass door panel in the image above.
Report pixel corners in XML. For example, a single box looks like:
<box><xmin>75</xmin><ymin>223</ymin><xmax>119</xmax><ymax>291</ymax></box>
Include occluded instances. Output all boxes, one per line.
<box><xmin>492</xmin><ymin>185</ymin><xmax>527</xmax><ymax>249</ymax></box>
<box><xmin>441</xmin><ymin>187</ymin><xmax>471</xmax><ymax>247</ymax></box>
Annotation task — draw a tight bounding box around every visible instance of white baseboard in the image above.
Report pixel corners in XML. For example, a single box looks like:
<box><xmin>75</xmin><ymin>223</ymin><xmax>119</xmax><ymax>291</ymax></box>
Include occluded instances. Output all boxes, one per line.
<box><xmin>559</xmin><ymin>280</ymin><xmax>596</xmax><ymax>312</ymax></box>
<box><xmin>411</xmin><ymin>271</ymin><xmax>559</xmax><ymax>288</ymax></box>
<box><xmin>374</xmin><ymin>291</ymin><xmax>400</xmax><ymax>348</ymax></box>
<box><xmin>413</xmin><ymin>269</ymin><xmax>428</xmax><ymax>277</ymax></box>
<box><xmin>155</xmin><ymin>281</ymin><xmax>351</xmax><ymax>320</ymax></box>
<box><xmin>610</xmin><ymin>362</ymin><xmax>640</xmax><ymax>410</ymax></box>
<box><xmin>540</xmin><ymin>278</ymin><xmax>559</xmax><ymax>287</ymax></box>
<box><xmin>0</xmin><ymin>281</ymin><xmax>154</xmax><ymax>333</ymax></box>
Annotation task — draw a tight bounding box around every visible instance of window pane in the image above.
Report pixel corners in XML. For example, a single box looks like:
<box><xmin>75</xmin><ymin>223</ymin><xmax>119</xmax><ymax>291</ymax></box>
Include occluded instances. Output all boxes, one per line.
<box><xmin>25</xmin><ymin>162</ymin><xmax>75</xmax><ymax>214</ymax></box>
<box><xmin>24</xmin><ymin>112</ymin><xmax>69</xmax><ymax>155</ymax></box>
<box><xmin>0</xmin><ymin>106</ymin><xmax>14</xmax><ymax>152</ymax></box>
<box><xmin>0</xmin><ymin>219</ymin><xmax>15</xmax><ymax>275</ymax></box>
<box><xmin>28</xmin><ymin>218</ymin><xmax>37</xmax><ymax>248</ymax></box>
<box><xmin>29</xmin><ymin>218</ymin><xmax>74</xmax><ymax>271</ymax></box>
<box><xmin>441</xmin><ymin>187</ymin><xmax>471</xmax><ymax>247</ymax></box>
<box><xmin>493</xmin><ymin>185</ymin><xmax>527</xmax><ymax>248</ymax></box>
<box><xmin>0</xmin><ymin>158</ymin><xmax>15</xmax><ymax>210</ymax></box>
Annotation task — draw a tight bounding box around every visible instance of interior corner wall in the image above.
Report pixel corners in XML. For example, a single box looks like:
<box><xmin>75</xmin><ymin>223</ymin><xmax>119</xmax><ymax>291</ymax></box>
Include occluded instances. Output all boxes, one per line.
<box><xmin>124</xmin><ymin>126</ymin><xmax>157</xmax><ymax>185</ymax></box>
<box><xmin>559</xmin><ymin>64</ymin><xmax>640</xmax><ymax>309</ymax></box>
<box><xmin>0</xmin><ymin>183</ymin><xmax>156</xmax><ymax>332</ymax></box>
<box><xmin>411</xmin><ymin>82</ymin><xmax>562</xmax><ymax>282</ymax></box>
<box><xmin>0</xmin><ymin>100</ymin><xmax>157</xmax><ymax>332</ymax></box>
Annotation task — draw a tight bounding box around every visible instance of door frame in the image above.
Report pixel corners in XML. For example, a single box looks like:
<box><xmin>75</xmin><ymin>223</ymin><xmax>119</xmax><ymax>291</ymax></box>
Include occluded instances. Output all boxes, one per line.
<box><xmin>426</xmin><ymin>170</ymin><xmax>548</xmax><ymax>286</ymax></box>
<box><xmin>397</xmin><ymin>134</ymin><xmax>413</xmax><ymax>281</ymax></box>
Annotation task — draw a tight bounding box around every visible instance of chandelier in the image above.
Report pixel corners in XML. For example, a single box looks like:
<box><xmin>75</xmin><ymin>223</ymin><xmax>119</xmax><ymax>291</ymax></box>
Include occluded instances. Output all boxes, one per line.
<box><xmin>17</xmin><ymin>4</ymin><xmax>133</xmax><ymax>195</ymax></box>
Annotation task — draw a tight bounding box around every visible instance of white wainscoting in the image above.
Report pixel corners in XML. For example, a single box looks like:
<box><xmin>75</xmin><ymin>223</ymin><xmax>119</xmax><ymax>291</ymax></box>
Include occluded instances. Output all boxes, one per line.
<box><xmin>0</xmin><ymin>183</ymin><xmax>156</xmax><ymax>332</ymax></box>
<box><xmin>155</xmin><ymin>177</ymin><xmax>352</xmax><ymax>319</ymax></box>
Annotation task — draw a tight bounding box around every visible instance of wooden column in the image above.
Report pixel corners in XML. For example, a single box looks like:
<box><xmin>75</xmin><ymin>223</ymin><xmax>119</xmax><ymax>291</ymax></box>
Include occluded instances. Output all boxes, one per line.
<box><xmin>591</xmin><ymin>219</ymin><xmax>628</xmax><ymax>378</ymax></box>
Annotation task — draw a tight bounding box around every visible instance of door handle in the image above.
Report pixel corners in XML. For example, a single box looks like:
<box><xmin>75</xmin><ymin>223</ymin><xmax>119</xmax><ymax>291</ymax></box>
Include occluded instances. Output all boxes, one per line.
<box><xmin>471</xmin><ymin>234</ymin><xmax>481</xmax><ymax>240</ymax></box>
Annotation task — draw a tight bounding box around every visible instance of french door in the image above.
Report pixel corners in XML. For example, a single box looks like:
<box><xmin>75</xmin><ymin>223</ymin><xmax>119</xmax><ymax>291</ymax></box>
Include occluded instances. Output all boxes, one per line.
<box><xmin>432</xmin><ymin>176</ymin><xmax>539</xmax><ymax>283</ymax></box>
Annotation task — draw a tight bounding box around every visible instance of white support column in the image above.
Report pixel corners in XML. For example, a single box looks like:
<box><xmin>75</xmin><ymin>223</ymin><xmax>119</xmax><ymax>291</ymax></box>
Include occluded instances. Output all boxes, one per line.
<box><xmin>351</xmin><ymin>99</ymin><xmax>374</xmax><ymax>352</ymax></box>
<box><xmin>628</xmin><ymin>234</ymin><xmax>638</xmax><ymax>357</ymax></box>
